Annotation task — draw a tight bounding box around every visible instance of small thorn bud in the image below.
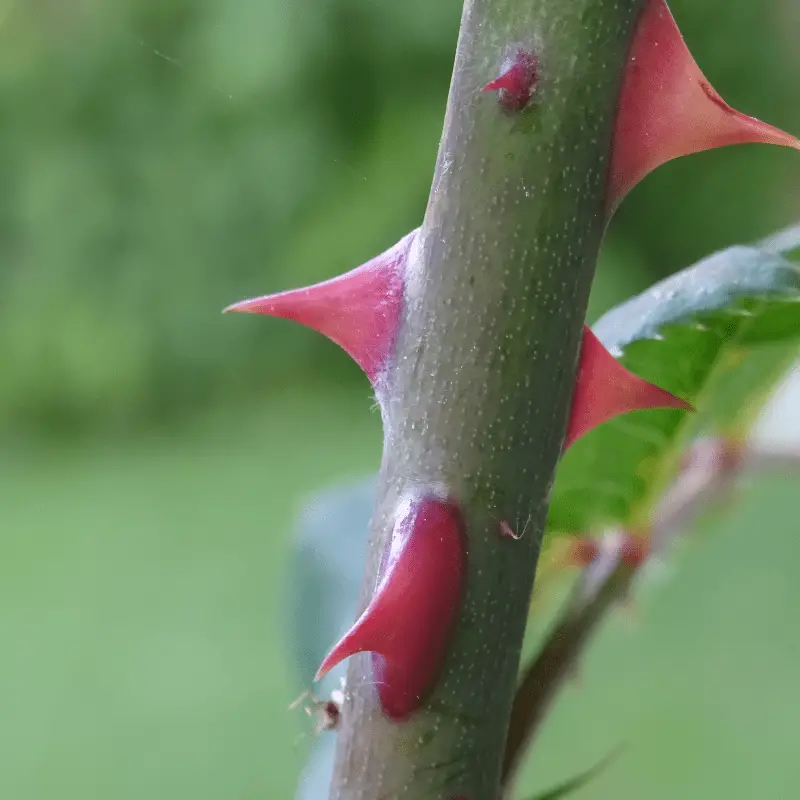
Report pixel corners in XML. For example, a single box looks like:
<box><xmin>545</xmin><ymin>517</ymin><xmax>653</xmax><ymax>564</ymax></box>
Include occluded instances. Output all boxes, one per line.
<box><xmin>572</xmin><ymin>529</ymin><xmax>647</xmax><ymax>604</ymax></box>
<box><xmin>556</xmin><ymin>530</ymin><xmax>647</xmax><ymax>573</ymax></box>
<box><xmin>571</xmin><ymin>537</ymin><xmax>601</xmax><ymax>567</ymax></box>
<box><xmin>482</xmin><ymin>48</ymin><xmax>538</xmax><ymax>111</ymax></box>
<box><xmin>719</xmin><ymin>439</ymin><xmax>746</xmax><ymax>475</ymax></box>
<box><xmin>619</xmin><ymin>531</ymin><xmax>649</xmax><ymax>567</ymax></box>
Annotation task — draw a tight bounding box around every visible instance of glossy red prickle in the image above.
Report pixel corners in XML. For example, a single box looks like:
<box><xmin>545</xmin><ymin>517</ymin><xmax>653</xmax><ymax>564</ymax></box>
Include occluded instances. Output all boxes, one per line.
<box><xmin>608</xmin><ymin>0</ymin><xmax>800</xmax><ymax>210</ymax></box>
<box><xmin>565</xmin><ymin>326</ymin><xmax>692</xmax><ymax>449</ymax></box>
<box><xmin>481</xmin><ymin>49</ymin><xmax>539</xmax><ymax>111</ymax></box>
<box><xmin>315</xmin><ymin>494</ymin><xmax>467</xmax><ymax>720</ymax></box>
<box><xmin>224</xmin><ymin>231</ymin><xmax>415</xmax><ymax>383</ymax></box>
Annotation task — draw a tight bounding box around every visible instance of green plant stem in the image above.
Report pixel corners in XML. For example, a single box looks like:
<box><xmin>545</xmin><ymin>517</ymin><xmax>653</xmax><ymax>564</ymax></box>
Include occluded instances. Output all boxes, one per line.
<box><xmin>501</xmin><ymin>465</ymin><xmax>726</xmax><ymax>793</ymax></box>
<box><xmin>499</xmin><ymin>436</ymin><xmax>800</xmax><ymax>793</ymax></box>
<box><xmin>501</xmin><ymin>561</ymin><xmax>634</xmax><ymax>795</ymax></box>
<box><xmin>328</xmin><ymin>1</ymin><xmax>644</xmax><ymax>798</ymax></box>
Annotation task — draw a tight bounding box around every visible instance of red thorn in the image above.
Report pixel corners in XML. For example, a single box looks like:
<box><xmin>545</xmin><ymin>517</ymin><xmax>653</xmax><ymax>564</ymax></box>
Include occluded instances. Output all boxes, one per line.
<box><xmin>565</xmin><ymin>326</ymin><xmax>692</xmax><ymax>449</ymax></box>
<box><xmin>481</xmin><ymin>49</ymin><xmax>539</xmax><ymax>111</ymax></box>
<box><xmin>224</xmin><ymin>231</ymin><xmax>416</xmax><ymax>383</ymax></box>
<box><xmin>315</xmin><ymin>494</ymin><xmax>467</xmax><ymax>720</ymax></box>
<box><xmin>609</xmin><ymin>0</ymin><xmax>800</xmax><ymax>210</ymax></box>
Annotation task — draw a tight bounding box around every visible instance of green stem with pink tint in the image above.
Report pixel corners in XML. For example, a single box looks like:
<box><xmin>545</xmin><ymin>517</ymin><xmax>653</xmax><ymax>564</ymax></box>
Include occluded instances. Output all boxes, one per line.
<box><xmin>323</xmin><ymin>2</ymin><xmax>643</xmax><ymax>796</ymax></box>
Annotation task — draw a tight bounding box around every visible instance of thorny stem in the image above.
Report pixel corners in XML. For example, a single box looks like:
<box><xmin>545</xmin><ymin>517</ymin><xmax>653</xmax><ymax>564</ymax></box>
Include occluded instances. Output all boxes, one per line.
<box><xmin>328</xmin><ymin>1</ymin><xmax>645</xmax><ymax>798</ymax></box>
<box><xmin>500</xmin><ymin>438</ymin><xmax>800</xmax><ymax>793</ymax></box>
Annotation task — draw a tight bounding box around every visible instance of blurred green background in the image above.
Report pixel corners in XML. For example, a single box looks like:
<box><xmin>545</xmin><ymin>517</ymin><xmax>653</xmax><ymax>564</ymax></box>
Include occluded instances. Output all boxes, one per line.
<box><xmin>1</xmin><ymin>0</ymin><xmax>799</xmax><ymax>797</ymax></box>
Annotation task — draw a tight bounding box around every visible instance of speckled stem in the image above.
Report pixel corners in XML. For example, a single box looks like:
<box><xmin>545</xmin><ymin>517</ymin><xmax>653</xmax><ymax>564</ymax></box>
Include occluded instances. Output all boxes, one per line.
<box><xmin>328</xmin><ymin>1</ymin><xmax>644</xmax><ymax>798</ymax></box>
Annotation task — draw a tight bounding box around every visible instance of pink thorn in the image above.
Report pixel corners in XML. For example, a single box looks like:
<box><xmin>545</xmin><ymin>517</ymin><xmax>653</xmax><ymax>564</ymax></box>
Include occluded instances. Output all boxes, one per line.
<box><xmin>481</xmin><ymin>49</ymin><xmax>539</xmax><ymax>111</ymax></box>
<box><xmin>609</xmin><ymin>0</ymin><xmax>800</xmax><ymax>210</ymax></box>
<box><xmin>565</xmin><ymin>326</ymin><xmax>692</xmax><ymax>449</ymax></box>
<box><xmin>224</xmin><ymin>230</ymin><xmax>416</xmax><ymax>383</ymax></box>
<box><xmin>315</xmin><ymin>495</ymin><xmax>467</xmax><ymax>720</ymax></box>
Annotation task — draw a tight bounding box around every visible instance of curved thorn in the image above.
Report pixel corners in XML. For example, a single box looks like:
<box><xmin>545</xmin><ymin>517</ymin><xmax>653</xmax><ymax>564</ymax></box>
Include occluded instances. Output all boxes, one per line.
<box><xmin>609</xmin><ymin>0</ymin><xmax>800</xmax><ymax>211</ymax></box>
<box><xmin>224</xmin><ymin>230</ymin><xmax>416</xmax><ymax>382</ymax></box>
<box><xmin>316</xmin><ymin>494</ymin><xmax>466</xmax><ymax>720</ymax></box>
<box><xmin>565</xmin><ymin>326</ymin><xmax>692</xmax><ymax>449</ymax></box>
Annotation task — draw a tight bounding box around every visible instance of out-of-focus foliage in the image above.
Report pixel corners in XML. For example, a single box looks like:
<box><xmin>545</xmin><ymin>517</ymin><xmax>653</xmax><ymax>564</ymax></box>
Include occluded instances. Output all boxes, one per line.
<box><xmin>0</xmin><ymin>0</ymin><xmax>798</xmax><ymax>435</ymax></box>
<box><xmin>288</xmin><ymin>476</ymin><xmax>374</xmax><ymax>685</ymax></box>
<box><xmin>0</xmin><ymin>0</ymin><xmax>455</xmax><ymax>433</ymax></box>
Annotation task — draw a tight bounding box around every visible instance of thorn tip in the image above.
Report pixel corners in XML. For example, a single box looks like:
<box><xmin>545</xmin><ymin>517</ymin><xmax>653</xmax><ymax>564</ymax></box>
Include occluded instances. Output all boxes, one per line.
<box><xmin>566</xmin><ymin>326</ymin><xmax>691</xmax><ymax>448</ymax></box>
<box><xmin>223</xmin><ymin>231</ymin><xmax>416</xmax><ymax>382</ymax></box>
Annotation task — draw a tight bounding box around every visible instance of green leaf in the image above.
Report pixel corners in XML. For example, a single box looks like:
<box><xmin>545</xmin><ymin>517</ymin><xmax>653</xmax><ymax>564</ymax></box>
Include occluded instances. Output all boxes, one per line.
<box><xmin>286</xmin><ymin>477</ymin><xmax>375</xmax><ymax>684</ymax></box>
<box><xmin>549</xmin><ymin>239</ymin><xmax>800</xmax><ymax>534</ymax></box>
<box><xmin>286</xmin><ymin>478</ymin><xmax>375</xmax><ymax>800</ymax></box>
